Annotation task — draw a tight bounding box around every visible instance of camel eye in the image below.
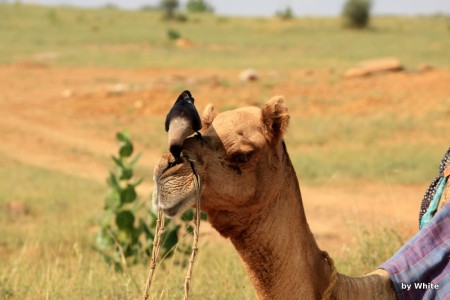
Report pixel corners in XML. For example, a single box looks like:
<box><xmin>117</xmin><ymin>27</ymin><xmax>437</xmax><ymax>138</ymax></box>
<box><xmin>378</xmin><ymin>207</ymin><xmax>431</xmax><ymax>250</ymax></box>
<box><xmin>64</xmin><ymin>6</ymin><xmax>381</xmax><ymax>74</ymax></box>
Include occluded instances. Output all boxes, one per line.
<box><xmin>230</xmin><ymin>151</ymin><xmax>253</xmax><ymax>164</ymax></box>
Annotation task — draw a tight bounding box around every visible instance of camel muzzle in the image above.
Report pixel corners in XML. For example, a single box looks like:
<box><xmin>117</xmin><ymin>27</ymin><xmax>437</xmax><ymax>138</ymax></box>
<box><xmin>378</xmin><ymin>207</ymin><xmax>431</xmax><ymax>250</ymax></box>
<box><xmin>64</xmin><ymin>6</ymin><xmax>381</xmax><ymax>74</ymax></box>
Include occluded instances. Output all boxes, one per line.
<box><xmin>152</xmin><ymin>152</ymin><xmax>200</xmax><ymax>217</ymax></box>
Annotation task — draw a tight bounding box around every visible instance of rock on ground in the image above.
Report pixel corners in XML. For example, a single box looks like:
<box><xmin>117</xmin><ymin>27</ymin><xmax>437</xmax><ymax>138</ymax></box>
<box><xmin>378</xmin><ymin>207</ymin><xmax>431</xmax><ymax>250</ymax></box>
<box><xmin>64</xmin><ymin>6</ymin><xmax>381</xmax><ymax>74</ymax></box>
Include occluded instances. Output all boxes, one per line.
<box><xmin>239</xmin><ymin>68</ymin><xmax>259</xmax><ymax>82</ymax></box>
<box><xmin>345</xmin><ymin>57</ymin><xmax>403</xmax><ymax>79</ymax></box>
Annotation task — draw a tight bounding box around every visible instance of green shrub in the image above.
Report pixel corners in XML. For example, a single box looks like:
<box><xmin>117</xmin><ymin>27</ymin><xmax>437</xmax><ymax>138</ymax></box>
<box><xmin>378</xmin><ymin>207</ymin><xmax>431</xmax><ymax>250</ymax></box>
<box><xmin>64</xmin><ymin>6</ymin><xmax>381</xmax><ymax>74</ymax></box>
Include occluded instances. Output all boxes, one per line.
<box><xmin>167</xmin><ymin>28</ymin><xmax>181</xmax><ymax>40</ymax></box>
<box><xmin>94</xmin><ymin>130</ymin><xmax>205</xmax><ymax>272</ymax></box>
<box><xmin>275</xmin><ymin>6</ymin><xmax>294</xmax><ymax>20</ymax></box>
<box><xmin>160</xmin><ymin>0</ymin><xmax>179</xmax><ymax>19</ymax></box>
<box><xmin>186</xmin><ymin>0</ymin><xmax>214</xmax><ymax>13</ymax></box>
<box><xmin>175</xmin><ymin>13</ymin><xmax>188</xmax><ymax>22</ymax></box>
<box><xmin>342</xmin><ymin>0</ymin><xmax>372</xmax><ymax>29</ymax></box>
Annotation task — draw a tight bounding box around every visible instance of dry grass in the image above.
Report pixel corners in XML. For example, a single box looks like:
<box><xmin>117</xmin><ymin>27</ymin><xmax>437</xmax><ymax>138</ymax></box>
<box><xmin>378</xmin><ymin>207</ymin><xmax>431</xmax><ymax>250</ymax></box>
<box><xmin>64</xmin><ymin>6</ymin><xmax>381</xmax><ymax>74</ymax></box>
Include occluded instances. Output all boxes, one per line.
<box><xmin>0</xmin><ymin>3</ymin><xmax>448</xmax><ymax>299</ymax></box>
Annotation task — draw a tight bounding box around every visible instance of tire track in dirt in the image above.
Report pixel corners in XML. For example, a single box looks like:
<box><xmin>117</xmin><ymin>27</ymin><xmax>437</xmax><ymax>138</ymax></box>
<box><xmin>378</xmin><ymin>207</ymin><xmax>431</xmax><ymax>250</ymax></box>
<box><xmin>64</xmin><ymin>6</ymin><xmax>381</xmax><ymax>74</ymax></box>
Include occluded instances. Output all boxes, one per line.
<box><xmin>0</xmin><ymin>113</ymin><xmax>159</xmax><ymax>194</ymax></box>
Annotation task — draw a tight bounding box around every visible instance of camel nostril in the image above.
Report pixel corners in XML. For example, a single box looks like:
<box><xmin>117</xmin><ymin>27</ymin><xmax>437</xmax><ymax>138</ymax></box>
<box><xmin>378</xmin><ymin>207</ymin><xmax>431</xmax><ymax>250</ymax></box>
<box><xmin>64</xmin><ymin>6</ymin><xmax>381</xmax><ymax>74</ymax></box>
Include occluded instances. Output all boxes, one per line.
<box><xmin>167</xmin><ymin>157</ymin><xmax>183</xmax><ymax>169</ymax></box>
<box><xmin>162</xmin><ymin>155</ymin><xmax>185</xmax><ymax>174</ymax></box>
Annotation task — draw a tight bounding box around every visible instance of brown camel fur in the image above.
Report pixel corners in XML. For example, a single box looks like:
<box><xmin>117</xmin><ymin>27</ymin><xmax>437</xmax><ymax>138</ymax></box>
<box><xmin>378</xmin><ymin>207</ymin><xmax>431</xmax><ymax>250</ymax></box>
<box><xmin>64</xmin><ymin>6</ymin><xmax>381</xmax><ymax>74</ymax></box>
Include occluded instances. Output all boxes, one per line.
<box><xmin>153</xmin><ymin>97</ymin><xmax>397</xmax><ymax>299</ymax></box>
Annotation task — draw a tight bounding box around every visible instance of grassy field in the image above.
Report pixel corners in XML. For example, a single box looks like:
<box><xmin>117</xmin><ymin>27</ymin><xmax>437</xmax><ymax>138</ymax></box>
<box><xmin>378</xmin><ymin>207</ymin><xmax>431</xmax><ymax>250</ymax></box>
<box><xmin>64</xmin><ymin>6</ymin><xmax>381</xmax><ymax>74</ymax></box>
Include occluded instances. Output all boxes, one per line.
<box><xmin>0</xmin><ymin>156</ymin><xmax>253</xmax><ymax>299</ymax></box>
<box><xmin>0</xmin><ymin>3</ymin><xmax>449</xmax><ymax>299</ymax></box>
<box><xmin>0</xmin><ymin>3</ymin><xmax>449</xmax><ymax>69</ymax></box>
<box><xmin>0</xmin><ymin>157</ymin><xmax>403</xmax><ymax>299</ymax></box>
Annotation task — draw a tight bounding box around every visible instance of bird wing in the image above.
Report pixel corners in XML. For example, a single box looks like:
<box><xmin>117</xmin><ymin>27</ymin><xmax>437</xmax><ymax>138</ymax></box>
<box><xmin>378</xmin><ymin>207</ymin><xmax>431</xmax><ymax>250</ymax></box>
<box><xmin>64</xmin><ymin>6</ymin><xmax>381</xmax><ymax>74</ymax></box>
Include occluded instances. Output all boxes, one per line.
<box><xmin>190</xmin><ymin>108</ymin><xmax>202</xmax><ymax>132</ymax></box>
<box><xmin>165</xmin><ymin>109</ymin><xmax>173</xmax><ymax>132</ymax></box>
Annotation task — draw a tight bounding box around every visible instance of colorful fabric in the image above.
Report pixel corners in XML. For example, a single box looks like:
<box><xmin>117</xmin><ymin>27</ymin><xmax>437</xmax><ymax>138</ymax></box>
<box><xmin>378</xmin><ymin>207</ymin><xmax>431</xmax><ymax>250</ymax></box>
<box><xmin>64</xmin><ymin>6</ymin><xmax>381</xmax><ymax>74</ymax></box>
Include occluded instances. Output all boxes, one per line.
<box><xmin>420</xmin><ymin>176</ymin><xmax>448</xmax><ymax>229</ymax></box>
<box><xmin>379</xmin><ymin>201</ymin><xmax>450</xmax><ymax>300</ymax></box>
<box><xmin>419</xmin><ymin>147</ymin><xmax>450</xmax><ymax>227</ymax></box>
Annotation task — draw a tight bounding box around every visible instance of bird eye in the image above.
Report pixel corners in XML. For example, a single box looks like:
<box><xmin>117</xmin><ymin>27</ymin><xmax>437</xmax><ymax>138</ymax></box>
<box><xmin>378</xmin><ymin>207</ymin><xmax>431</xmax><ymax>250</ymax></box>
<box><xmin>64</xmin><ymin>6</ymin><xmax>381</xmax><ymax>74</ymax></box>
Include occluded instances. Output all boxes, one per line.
<box><xmin>230</xmin><ymin>151</ymin><xmax>253</xmax><ymax>164</ymax></box>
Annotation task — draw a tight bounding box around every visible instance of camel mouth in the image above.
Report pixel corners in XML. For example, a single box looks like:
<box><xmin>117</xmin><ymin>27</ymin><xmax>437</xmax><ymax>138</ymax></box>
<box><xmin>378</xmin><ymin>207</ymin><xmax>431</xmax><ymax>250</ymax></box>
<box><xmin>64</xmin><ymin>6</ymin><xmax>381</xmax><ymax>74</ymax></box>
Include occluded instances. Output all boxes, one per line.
<box><xmin>153</xmin><ymin>153</ymin><xmax>198</xmax><ymax>217</ymax></box>
<box><xmin>161</xmin><ymin>195</ymin><xmax>195</xmax><ymax>217</ymax></box>
<box><xmin>155</xmin><ymin>184</ymin><xmax>197</xmax><ymax>217</ymax></box>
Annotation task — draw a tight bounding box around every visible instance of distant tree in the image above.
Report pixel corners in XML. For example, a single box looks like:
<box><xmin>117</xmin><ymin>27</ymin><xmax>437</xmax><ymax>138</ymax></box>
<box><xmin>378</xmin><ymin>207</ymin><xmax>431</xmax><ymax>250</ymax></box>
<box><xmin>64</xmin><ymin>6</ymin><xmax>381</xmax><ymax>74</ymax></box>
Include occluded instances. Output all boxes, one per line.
<box><xmin>275</xmin><ymin>6</ymin><xmax>294</xmax><ymax>20</ymax></box>
<box><xmin>186</xmin><ymin>0</ymin><xmax>214</xmax><ymax>13</ymax></box>
<box><xmin>103</xmin><ymin>3</ymin><xmax>118</xmax><ymax>10</ymax></box>
<box><xmin>140</xmin><ymin>5</ymin><xmax>158</xmax><ymax>11</ymax></box>
<box><xmin>342</xmin><ymin>0</ymin><xmax>372</xmax><ymax>28</ymax></box>
<box><xmin>160</xmin><ymin>0</ymin><xmax>179</xmax><ymax>19</ymax></box>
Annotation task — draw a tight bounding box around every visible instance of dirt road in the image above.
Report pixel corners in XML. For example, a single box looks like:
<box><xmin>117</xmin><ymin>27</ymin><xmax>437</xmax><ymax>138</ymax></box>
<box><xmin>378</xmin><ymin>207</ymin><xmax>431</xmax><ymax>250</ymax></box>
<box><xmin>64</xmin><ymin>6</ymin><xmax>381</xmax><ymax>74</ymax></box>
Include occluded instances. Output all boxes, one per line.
<box><xmin>1</xmin><ymin>64</ymin><xmax>448</xmax><ymax>254</ymax></box>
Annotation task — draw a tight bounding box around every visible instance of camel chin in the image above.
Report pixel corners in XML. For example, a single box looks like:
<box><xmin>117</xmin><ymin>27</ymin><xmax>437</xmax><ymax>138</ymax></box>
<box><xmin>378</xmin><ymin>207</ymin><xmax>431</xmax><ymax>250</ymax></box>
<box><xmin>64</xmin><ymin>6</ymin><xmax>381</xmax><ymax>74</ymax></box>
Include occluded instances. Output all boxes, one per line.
<box><xmin>152</xmin><ymin>153</ymin><xmax>197</xmax><ymax>217</ymax></box>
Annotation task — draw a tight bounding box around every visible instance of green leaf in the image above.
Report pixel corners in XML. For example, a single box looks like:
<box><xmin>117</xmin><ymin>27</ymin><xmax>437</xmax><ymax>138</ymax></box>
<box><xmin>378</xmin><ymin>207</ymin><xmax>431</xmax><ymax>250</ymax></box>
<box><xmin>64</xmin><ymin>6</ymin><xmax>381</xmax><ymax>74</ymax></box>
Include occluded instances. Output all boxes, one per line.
<box><xmin>99</xmin><ymin>210</ymin><xmax>113</xmax><ymax>227</ymax></box>
<box><xmin>119</xmin><ymin>142</ymin><xmax>133</xmax><ymax>157</ymax></box>
<box><xmin>201</xmin><ymin>212</ymin><xmax>208</xmax><ymax>221</ymax></box>
<box><xmin>129</xmin><ymin>152</ymin><xmax>142</xmax><ymax>166</ymax></box>
<box><xmin>96</xmin><ymin>230</ymin><xmax>114</xmax><ymax>249</ymax></box>
<box><xmin>139</xmin><ymin>219</ymin><xmax>154</xmax><ymax>240</ymax></box>
<box><xmin>116</xmin><ymin>210</ymin><xmax>135</xmax><ymax>229</ymax></box>
<box><xmin>186</xmin><ymin>224</ymin><xmax>194</xmax><ymax>234</ymax></box>
<box><xmin>116</xmin><ymin>131</ymin><xmax>130</xmax><ymax>142</ymax></box>
<box><xmin>107</xmin><ymin>172</ymin><xmax>120</xmax><ymax>190</ymax></box>
<box><xmin>117</xmin><ymin>228</ymin><xmax>132</xmax><ymax>244</ymax></box>
<box><xmin>180</xmin><ymin>209</ymin><xmax>194</xmax><ymax>221</ymax></box>
<box><xmin>119</xmin><ymin>167</ymin><xmax>133</xmax><ymax>180</ymax></box>
<box><xmin>161</xmin><ymin>225</ymin><xmax>180</xmax><ymax>258</ymax></box>
<box><xmin>112</xmin><ymin>156</ymin><xmax>124</xmax><ymax>168</ymax></box>
<box><xmin>105</xmin><ymin>190</ymin><xmax>121</xmax><ymax>210</ymax></box>
<box><xmin>120</xmin><ymin>184</ymin><xmax>137</xmax><ymax>204</ymax></box>
<box><xmin>131</xmin><ymin>177</ymin><xmax>143</xmax><ymax>187</ymax></box>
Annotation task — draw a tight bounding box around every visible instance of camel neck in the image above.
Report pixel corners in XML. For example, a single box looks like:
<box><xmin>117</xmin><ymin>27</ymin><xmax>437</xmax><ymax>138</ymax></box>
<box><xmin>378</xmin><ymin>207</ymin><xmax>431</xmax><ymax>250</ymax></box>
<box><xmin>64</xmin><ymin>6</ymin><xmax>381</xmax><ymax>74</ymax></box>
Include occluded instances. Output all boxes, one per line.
<box><xmin>227</xmin><ymin>148</ymin><xmax>396</xmax><ymax>300</ymax></box>
<box><xmin>229</xmin><ymin>153</ymin><xmax>332</xmax><ymax>299</ymax></box>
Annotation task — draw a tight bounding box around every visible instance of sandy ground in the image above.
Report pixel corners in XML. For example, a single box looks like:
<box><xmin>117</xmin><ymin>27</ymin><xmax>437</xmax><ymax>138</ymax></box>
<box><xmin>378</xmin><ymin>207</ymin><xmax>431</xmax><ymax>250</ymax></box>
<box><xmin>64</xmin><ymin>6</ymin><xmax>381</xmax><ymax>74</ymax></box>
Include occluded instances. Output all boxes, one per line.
<box><xmin>1</xmin><ymin>64</ymin><xmax>448</xmax><ymax>256</ymax></box>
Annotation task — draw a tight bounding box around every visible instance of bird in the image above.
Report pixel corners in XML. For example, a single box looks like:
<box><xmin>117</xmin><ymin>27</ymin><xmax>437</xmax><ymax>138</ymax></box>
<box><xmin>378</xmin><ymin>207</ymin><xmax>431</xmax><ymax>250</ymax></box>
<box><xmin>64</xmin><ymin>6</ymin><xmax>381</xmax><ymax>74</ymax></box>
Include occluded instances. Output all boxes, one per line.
<box><xmin>165</xmin><ymin>90</ymin><xmax>202</xmax><ymax>159</ymax></box>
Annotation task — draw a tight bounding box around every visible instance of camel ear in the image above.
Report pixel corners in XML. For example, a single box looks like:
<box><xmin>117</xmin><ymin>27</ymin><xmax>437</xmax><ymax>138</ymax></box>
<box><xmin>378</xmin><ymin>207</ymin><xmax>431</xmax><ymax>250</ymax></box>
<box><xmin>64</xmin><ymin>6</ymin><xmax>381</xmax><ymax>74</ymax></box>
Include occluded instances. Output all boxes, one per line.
<box><xmin>261</xmin><ymin>96</ymin><xmax>290</xmax><ymax>145</ymax></box>
<box><xmin>202</xmin><ymin>104</ymin><xmax>217</xmax><ymax>130</ymax></box>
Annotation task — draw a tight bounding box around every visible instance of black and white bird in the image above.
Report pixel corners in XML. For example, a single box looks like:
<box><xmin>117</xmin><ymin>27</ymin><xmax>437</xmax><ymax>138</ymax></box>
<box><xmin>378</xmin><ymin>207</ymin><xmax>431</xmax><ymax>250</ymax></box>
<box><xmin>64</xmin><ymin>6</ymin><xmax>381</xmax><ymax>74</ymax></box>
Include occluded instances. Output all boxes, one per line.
<box><xmin>165</xmin><ymin>90</ymin><xmax>202</xmax><ymax>159</ymax></box>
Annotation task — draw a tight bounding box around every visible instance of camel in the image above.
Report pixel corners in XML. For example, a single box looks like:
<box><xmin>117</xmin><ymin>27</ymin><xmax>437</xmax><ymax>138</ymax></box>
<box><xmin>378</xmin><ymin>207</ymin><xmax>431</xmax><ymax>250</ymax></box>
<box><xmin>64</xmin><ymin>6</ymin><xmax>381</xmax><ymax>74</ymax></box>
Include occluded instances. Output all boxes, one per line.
<box><xmin>152</xmin><ymin>96</ymin><xmax>399</xmax><ymax>299</ymax></box>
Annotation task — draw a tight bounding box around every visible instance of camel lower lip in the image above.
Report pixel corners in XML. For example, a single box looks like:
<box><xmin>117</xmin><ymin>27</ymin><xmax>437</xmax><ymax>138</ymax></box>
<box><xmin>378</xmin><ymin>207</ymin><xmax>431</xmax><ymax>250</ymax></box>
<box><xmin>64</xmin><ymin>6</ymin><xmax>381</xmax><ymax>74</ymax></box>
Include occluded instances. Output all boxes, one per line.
<box><xmin>161</xmin><ymin>196</ymin><xmax>193</xmax><ymax>217</ymax></box>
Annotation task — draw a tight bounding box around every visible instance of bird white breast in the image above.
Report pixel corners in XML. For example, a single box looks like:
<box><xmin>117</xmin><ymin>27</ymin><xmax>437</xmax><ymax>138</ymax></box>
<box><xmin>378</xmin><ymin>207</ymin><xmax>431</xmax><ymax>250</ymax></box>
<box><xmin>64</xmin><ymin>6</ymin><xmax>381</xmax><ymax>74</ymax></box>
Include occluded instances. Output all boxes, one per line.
<box><xmin>168</xmin><ymin>117</ymin><xmax>195</xmax><ymax>146</ymax></box>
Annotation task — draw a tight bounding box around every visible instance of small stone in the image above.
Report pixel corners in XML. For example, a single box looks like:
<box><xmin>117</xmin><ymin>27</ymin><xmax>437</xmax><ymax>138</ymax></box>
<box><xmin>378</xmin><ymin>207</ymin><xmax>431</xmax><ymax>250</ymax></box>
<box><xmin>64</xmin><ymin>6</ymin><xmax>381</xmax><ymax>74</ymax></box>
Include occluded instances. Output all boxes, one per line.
<box><xmin>419</xmin><ymin>64</ymin><xmax>433</xmax><ymax>72</ymax></box>
<box><xmin>134</xmin><ymin>100</ymin><xmax>143</xmax><ymax>109</ymax></box>
<box><xmin>61</xmin><ymin>89</ymin><xmax>73</xmax><ymax>98</ymax></box>
<box><xmin>174</xmin><ymin>38</ymin><xmax>194</xmax><ymax>48</ymax></box>
<box><xmin>344</xmin><ymin>57</ymin><xmax>403</xmax><ymax>78</ymax></box>
<box><xmin>107</xmin><ymin>83</ymin><xmax>130</xmax><ymax>96</ymax></box>
<box><xmin>359</xmin><ymin>57</ymin><xmax>403</xmax><ymax>74</ymax></box>
<box><xmin>239</xmin><ymin>69</ymin><xmax>259</xmax><ymax>82</ymax></box>
<box><xmin>344</xmin><ymin>68</ymin><xmax>370</xmax><ymax>79</ymax></box>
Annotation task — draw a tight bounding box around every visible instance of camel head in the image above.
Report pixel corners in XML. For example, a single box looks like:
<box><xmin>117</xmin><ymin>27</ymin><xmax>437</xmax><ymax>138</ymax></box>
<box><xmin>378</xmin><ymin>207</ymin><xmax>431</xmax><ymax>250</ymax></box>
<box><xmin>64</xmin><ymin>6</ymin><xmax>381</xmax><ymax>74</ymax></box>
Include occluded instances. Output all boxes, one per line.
<box><xmin>153</xmin><ymin>96</ymin><xmax>290</xmax><ymax>237</ymax></box>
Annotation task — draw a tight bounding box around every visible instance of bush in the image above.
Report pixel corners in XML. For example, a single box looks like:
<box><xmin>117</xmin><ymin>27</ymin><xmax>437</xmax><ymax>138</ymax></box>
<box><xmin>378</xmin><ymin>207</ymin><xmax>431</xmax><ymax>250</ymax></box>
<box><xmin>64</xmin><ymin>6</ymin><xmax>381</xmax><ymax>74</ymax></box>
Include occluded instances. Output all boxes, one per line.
<box><xmin>186</xmin><ymin>0</ymin><xmax>214</xmax><ymax>13</ymax></box>
<box><xmin>342</xmin><ymin>0</ymin><xmax>372</xmax><ymax>29</ymax></box>
<box><xmin>94</xmin><ymin>130</ymin><xmax>206</xmax><ymax>272</ymax></box>
<box><xmin>175</xmin><ymin>13</ymin><xmax>188</xmax><ymax>22</ymax></box>
<box><xmin>160</xmin><ymin>0</ymin><xmax>179</xmax><ymax>19</ymax></box>
<box><xmin>167</xmin><ymin>28</ymin><xmax>181</xmax><ymax>40</ymax></box>
<box><xmin>275</xmin><ymin>6</ymin><xmax>294</xmax><ymax>20</ymax></box>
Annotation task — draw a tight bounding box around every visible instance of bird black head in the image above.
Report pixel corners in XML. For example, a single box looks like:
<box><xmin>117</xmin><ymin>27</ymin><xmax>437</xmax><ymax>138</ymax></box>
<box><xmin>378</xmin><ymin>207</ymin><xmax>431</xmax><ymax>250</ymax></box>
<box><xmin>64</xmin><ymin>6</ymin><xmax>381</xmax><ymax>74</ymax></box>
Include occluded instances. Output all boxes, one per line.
<box><xmin>175</xmin><ymin>90</ymin><xmax>194</xmax><ymax>104</ymax></box>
